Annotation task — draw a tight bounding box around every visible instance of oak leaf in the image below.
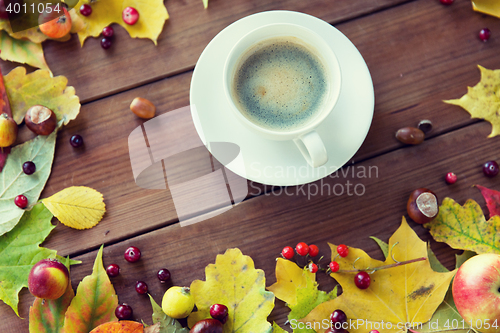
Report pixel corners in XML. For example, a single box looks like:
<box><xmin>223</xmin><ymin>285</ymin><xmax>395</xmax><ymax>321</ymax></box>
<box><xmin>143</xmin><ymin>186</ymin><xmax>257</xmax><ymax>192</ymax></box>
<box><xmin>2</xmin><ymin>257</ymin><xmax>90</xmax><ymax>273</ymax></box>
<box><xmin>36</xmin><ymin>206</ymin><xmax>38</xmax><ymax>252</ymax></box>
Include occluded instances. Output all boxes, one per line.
<box><xmin>62</xmin><ymin>245</ymin><xmax>118</xmax><ymax>333</ymax></box>
<box><xmin>4</xmin><ymin>67</ymin><xmax>80</xmax><ymax>125</ymax></box>
<box><xmin>0</xmin><ymin>30</ymin><xmax>49</xmax><ymax>71</ymax></box>
<box><xmin>476</xmin><ymin>185</ymin><xmax>500</xmax><ymax>218</ymax></box>
<box><xmin>302</xmin><ymin>218</ymin><xmax>456</xmax><ymax>333</ymax></box>
<box><xmin>89</xmin><ymin>321</ymin><xmax>144</xmax><ymax>333</ymax></box>
<box><xmin>74</xmin><ymin>0</ymin><xmax>169</xmax><ymax>46</ymax></box>
<box><xmin>425</xmin><ymin>197</ymin><xmax>500</xmax><ymax>254</ymax></box>
<box><xmin>472</xmin><ymin>0</ymin><xmax>500</xmax><ymax>18</ymax></box>
<box><xmin>188</xmin><ymin>248</ymin><xmax>275</xmax><ymax>333</ymax></box>
<box><xmin>444</xmin><ymin>66</ymin><xmax>500</xmax><ymax>138</ymax></box>
<box><xmin>0</xmin><ymin>19</ymin><xmax>48</xmax><ymax>43</ymax></box>
<box><xmin>42</xmin><ymin>186</ymin><xmax>106</xmax><ymax>230</ymax></box>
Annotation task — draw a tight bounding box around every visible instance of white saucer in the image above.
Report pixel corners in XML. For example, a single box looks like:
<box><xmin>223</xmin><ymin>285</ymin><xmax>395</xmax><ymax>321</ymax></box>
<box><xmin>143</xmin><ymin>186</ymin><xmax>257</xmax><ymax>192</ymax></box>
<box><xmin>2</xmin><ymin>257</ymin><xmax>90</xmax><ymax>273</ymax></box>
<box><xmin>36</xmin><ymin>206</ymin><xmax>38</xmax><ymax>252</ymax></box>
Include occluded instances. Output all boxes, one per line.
<box><xmin>190</xmin><ymin>11</ymin><xmax>374</xmax><ymax>186</ymax></box>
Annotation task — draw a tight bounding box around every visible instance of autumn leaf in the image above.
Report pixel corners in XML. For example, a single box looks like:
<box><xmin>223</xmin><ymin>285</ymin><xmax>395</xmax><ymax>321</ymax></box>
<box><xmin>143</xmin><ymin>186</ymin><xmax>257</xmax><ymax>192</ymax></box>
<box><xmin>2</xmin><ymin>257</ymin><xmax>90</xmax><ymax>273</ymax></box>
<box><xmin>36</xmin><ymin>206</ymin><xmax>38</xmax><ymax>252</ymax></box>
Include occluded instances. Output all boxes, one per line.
<box><xmin>444</xmin><ymin>66</ymin><xmax>500</xmax><ymax>138</ymax></box>
<box><xmin>41</xmin><ymin>186</ymin><xmax>106</xmax><ymax>230</ymax></box>
<box><xmin>273</xmin><ymin>322</ymin><xmax>288</xmax><ymax>333</ymax></box>
<box><xmin>0</xmin><ymin>31</ymin><xmax>49</xmax><ymax>71</ymax></box>
<box><xmin>472</xmin><ymin>0</ymin><xmax>500</xmax><ymax>18</ymax></box>
<box><xmin>0</xmin><ymin>130</ymin><xmax>56</xmax><ymax>236</ymax></box>
<box><xmin>425</xmin><ymin>197</ymin><xmax>500</xmax><ymax>254</ymax></box>
<box><xmin>0</xmin><ymin>19</ymin><xmax>48</xmax><ymax>43</ymax></box>
<box><xmin>62</xmin><ymin>245</ymin><xmax>118</xmax><ymax>333</ymax></box>
<box><xmin>148</xmin><ymin>294</ymin><xmax>189</xmax><ymax>333</ymax></box>
<box><xmin>5</xmin><ymin>67</ymin><xmax>80</xmax><ymax>125</ymax></box>
<box><xmin>89</xmin><ymin>321</ymin><xmax>144</xmax><ymax>333</ymax></box>
<box><xmin>476</xmin><ymin>185</ymin><xmax>500</xmax><ymax>218</ymax></box>
<box><xmin>74</xmin><ymin>0</ymin><xmax>168</xmax><ymax>46</ymax></box>
<box><xmin>302</xmin><ymin>218</ymin><xmax>456</xmax><ymax>333</ymax></box>
<box><xmin>202</xmin><ymin>0</ymin><xmax>208</xmax><ymax>9</ymax></box>
<box><xmin>29</xmin><ymin>257</ymin><xmax>75</xmax><ymax>333</ymax></box>
<box><xmin>188</xmin><ymin>248</ymin><xmax>275</xmax><ymax>333</ymax></box>
<box><xmin>0</xmin><ymin>204</ymin><xmax>58</xmax><ymax>316</ymax></box>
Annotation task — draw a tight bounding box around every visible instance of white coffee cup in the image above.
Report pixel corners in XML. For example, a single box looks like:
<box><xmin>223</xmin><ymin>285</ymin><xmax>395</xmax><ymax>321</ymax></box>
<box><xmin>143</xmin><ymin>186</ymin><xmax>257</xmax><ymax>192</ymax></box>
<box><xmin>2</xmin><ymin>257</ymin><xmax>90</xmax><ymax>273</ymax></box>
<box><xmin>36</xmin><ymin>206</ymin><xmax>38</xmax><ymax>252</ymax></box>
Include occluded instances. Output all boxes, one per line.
<box><xmin>223</xmin><ymin>22</ymin><xmax>342</xmax><ymax>168</ymax></box>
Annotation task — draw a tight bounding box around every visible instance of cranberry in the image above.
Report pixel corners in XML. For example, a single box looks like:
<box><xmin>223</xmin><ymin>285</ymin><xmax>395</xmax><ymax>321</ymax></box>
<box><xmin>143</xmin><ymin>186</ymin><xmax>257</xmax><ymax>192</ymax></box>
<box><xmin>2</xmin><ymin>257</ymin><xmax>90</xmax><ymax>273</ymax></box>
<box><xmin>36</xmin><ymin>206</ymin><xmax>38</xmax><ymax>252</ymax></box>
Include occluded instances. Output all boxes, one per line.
<box><xmin>479</xmin><ymin>28</ymin><xmax>491</xmax><ymax>42</ymax></box>
<box><xmin>354</xmin><ymin>271</ymin><xmax>371</xmax><ymax>289</ymax></box>
<box><xmin>124</xmin><ymin>246</ymin><xmax>141</xmax><ymax>262</ymax></box>
<box><xmin>122</xmin><ymin>7</ymin><xmax>139</xmax><ymax>25</ymax></box>
<box><xmin>23</xmin><ymin>161</ymin><xmax>36</xmax><ymax>175</ymax></box>
<box><xmin>210</xmin><ymin>304</ymin><xmax>229</xmax><ymax>324</ymax></box>
<box><xmin>106</xmin><ymin>264</ymin><xmax>120</xmax><ymax>277</ymax></box>
<box><xmin>157</xmin><ymin>268</ymin><xmax>171</xmax><ymax>282</ymax></box>
<box><xmin>135</xmin><ymin>281</ymin><xmax>148</xmax><ymax>294</ymax></box>
<box><xmin>79</xmin><ymin>4</ymin><xmax>92</xmax><ymax>16</ymax></box>
<box><xmin>102</xmin><ymin>26</ymin><xmax>114</xmax><ymax>37</ymax></box>
<box><xmin>70</xmin><ymin>135</ymin><xmax>83</xmax><ymax>148</ymax></box>
<box><xmin>101</xmin><ymin>37</ymin><xmax>112</xmax><ymax>49</ymax></box>
<box><xmin>15</xmin><ymin>195</ymin><xmax>28</xmax><ymax>209</ymax></box>
<box><xmin>115</xmin><ymin>304</ymin><xmax>133</xmax><ymax>320</ymax></box>
<box><xmin>445</xmin><ymin>172</ymin><xmax>457</xmax><ymax>184</ymax></box>
<box><xmin>440</xmin><ymin>0</ymin><xmax>454</xmax><ymax>4</ymax></box>
<box><xmin>330</xmin><ymin>309</ymin><xmax>347</xmax><ymax>329</ymax></box>
<box><xmin>483</xmin><ymin>160</ymin><xmax>499</xmax><ymax>177</ymax></box>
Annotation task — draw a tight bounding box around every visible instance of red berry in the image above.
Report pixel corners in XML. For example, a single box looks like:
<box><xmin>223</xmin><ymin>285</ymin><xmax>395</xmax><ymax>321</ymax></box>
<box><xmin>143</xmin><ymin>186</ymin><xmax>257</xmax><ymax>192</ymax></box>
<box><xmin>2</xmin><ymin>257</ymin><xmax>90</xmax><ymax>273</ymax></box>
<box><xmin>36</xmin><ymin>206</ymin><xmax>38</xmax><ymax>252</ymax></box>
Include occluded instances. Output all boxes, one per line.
<box><xmin>135</xmin><ymin>281</ymin><xmax>148</xmax><ymax>294</ymax></box>
<box><xmin>23</xmin><ymin>161</ymin><xmax>36</xmax><ymax>175</ymax></box>
<box><xmin>157</xmin><ymin>268</ymin><xmax>171</xmax><ymax>282</ymax></box>
<box><xmin>483</xmin><ymin>160</ymin><xmax>499</xmax><ymax>177</ymax></box>
<box><xmin>330</xmin><ymin>309</ymin><xmax>347</xmax><ymax>325</ymax></box>
<box><xmin>337</xmin><ymin>244</ymin><xmax>349</xmax><ymax>257</ymax></box>
<box><xmin>79</xmin><ymin>4</ymin><xmax>92</xmax><ymax>16</ymax></box>
<box><xmin>106</xmin><ymin>264</ymin><xmax>120</xmax><ymax>277</ymax></box>
<box><xmin>115</xmin><ymin>303</ymin><xmax>133</xmax><ymax>320</ymax></box>
<box><xmin>329</xmin><ymin>261</ymin><xmax>339</xmax><ymax>273</ymax></box>
<box><xmin>309</xmin><ymin>263</ymin><xmax>318</xmax><ymax>273</ymax></box>
<box><xmin>101</xmin><ymin>37</ymin><xmax>112</xmax><ymax>49</ymax></box>
<box><xmin>439</xmin><ymin>0</ymin><xmax>453</xmax><ymax>4</ymax></box>
<box><xmin>70</xmin><ymin>134</ymin><xmax>83</xmax><ymax>148</ymax></box>
<box><xmin>479</xmin><ymin>28</ymin><xmax>491</xmax><ymax>42</ymax></box>
<box><xmin>281</xmin><ymin>246</ymin><xmax>294</xmax><ymax>259</ymax></box>
<box><xmin>210</xmin><ymin>303</ymin><xmax>229</xmax><ymax>324</ymax></box>
<box><xmin>124</xmin><ymin>246</ymin><xmax>141</xmax><ymax>262</ymax></box>
<box><xmin>122</xmin><ymin>7</ymin><xmax>139</xmax><ymax>25</ymax></box>
<box><xmin>354</xmin><ymin>271</ymin><xmax>371</xmax><ymax>289</ymax></box>
<box><xmin>296</xmin><ymin>242</ymin><xmax>309</xmax><ymax>256</ymax></box>
<box><xmin>369</xmin><ymin>331</ymin><xmax>380</xmax><ymax>333</ymax></box>
<box><xmin>445</xmin><ymin>172</ymin><xmax>457</xmax><ymax>184</ymax></box>
<box><xmin>15</xmin><ymin>194</ymin><xmax>28</xmax><ymax>209</ymax></box>
<box><xmin>308</xmin><ymin>244</ymin><xmax>319</xmax><ymax>257</ymax></box>
<box><xmin>102</xmin><ymin>26</ymin><xmax>114</xmax><ymax>37</ymax></box>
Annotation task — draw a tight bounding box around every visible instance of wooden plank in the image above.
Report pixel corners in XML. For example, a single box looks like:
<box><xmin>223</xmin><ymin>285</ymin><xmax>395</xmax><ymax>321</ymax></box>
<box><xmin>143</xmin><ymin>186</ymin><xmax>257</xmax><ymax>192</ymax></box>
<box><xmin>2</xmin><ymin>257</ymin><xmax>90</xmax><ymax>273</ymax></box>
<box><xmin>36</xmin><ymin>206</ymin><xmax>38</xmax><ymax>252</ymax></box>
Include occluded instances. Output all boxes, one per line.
<box><xmin>0</xmin><ymin>0</ymin><xmax>413</xmax><ymax>103</ymax></box>
<box><xmin>3</xmin><ymin>120</ymin><xmax>499</xmax><ymax>331</ymax></box>
<box><xmin>37</xmin><ymin>0</ymin><xmax>500</xmax><ymax>256</ymax></box>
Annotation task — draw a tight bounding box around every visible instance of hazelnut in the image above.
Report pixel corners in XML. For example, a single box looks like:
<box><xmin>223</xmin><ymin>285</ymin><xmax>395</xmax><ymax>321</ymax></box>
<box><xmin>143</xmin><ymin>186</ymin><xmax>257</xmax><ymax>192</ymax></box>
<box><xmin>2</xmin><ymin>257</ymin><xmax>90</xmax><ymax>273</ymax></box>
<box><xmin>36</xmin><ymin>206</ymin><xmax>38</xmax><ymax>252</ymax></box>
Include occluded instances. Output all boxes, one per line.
<box><xmin>130</xmin><ymin>97</ymin><xmax>156</xmax><ymax>119</ymax></box>
<box><xmin>395</xmin><ymin>127</ymin><xmax>425</xmax><ymax>145</ymax></box>
<box><xmin>25</xmin><ymin>105</ymin><xmax>57</xmax><ymax>135</ymax></box>
<box><xmin>407</xmin><ymin>188</ymin><xmax>439</xmax><ymax>224</ymax></box>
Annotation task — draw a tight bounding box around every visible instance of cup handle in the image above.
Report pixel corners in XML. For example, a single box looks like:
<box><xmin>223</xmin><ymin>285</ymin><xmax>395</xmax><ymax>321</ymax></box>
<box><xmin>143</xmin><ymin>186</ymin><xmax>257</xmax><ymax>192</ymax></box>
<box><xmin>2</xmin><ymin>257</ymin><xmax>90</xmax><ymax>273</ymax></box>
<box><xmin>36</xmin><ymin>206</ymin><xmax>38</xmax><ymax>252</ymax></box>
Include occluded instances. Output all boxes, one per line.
<box><xmin>293</xmin><ymin>130</ymin><xmax>328</xmax><ymax>168</ymax></box>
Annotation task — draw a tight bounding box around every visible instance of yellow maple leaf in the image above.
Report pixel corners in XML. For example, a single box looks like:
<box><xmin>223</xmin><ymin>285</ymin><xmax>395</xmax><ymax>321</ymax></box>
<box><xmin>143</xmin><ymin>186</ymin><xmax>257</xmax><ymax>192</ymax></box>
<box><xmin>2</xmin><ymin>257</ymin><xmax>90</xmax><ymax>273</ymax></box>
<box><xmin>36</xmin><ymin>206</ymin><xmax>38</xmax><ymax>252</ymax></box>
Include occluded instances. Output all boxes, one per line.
<box><xmin>267</xmin><ymin>258</ymin><xmax>316</xmax><ymax>306</ymax></box>
<box><xmin>302</xmin><ymin>218</ymin><xmax>456</xmax><ymax>333</ymax></box>
<box><xmin>74</xmin><ymin>0</ymin><xmax>169</xmax><ymax>46</ymax></box>
<box><xmin>472</xmin><ymin>0</ymin><xmax>500</xmax><ymax>18</ymax></box>
<box><xmin>444</xmin><ymin>65</ymin><xmax>500</xmax><ymax>138</ymax></box>
<box><xmin>188</xmin><ymin>248</ymin><xmax>275</xmax><ymax>333</ymax></box>
<box><xmin>41</xmin><ymin>186</ymin><xmax>106</xmax><ymax>230</ymax></box>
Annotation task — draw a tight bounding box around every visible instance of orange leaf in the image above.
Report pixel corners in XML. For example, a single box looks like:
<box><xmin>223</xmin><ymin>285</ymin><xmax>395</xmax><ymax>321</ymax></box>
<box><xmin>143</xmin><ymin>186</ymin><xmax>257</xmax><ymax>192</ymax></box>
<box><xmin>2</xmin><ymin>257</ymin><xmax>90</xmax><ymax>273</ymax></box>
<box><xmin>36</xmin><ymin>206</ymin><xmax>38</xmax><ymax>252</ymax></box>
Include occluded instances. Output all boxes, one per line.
<box><xmin>89</xmin><ymin>321</ymin><xmax>143</xmax><ymax>333</ymax></box>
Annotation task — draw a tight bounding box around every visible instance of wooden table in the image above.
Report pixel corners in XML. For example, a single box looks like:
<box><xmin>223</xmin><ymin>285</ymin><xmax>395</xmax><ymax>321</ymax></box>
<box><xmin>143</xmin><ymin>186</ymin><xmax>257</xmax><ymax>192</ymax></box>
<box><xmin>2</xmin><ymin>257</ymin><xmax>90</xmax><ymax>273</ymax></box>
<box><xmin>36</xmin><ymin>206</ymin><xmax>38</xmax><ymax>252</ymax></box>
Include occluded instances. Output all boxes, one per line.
<box><xmin>2</xmin><ymin>0</ymin><xmax>500</xmax><ymax>331</ymax></box>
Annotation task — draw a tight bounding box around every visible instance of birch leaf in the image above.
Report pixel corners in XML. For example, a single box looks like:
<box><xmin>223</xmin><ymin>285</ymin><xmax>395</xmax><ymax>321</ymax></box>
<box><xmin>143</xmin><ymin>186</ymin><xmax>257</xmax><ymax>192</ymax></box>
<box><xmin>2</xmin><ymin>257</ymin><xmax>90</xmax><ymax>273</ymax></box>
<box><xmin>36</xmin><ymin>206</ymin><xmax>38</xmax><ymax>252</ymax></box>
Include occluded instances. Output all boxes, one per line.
<box><xmin>188</xmin><ymin>248</ymin><xmax>275</xmax><ymax>333</ymax></box>
<box><xmin>0</xmin><ymin>131</ymin><xmax>56</xmax><ymax>236</ymax></box>
<box><xmin>42</xmin><ymin>186</ymin><xmax>106</xmax><ymax>230</ymax></box>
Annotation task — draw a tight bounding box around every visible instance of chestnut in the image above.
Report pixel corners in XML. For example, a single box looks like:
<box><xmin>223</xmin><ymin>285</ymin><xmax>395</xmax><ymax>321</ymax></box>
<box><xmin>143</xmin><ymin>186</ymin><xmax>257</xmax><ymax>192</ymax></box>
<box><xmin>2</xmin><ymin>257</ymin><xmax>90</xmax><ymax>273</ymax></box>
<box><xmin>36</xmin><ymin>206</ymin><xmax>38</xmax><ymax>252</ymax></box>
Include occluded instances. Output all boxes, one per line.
<box><xmin>395</xmin><ymin>127</ymin><xmax>425</xmax><ymax>145</ymax></box>
<box><xmin>407</xmin><ymin>188</ymin><xmax>439</xmax><ymax>224</ymax></box>
<box><xmin>25</xmin><ymin>105</ymin><xmax>57</xmax><ymax>135</ymax></box>
<box><xmin>189</xmin><ymin>318</ymin><xmax>223</xmax><ymax>333</ymax></box>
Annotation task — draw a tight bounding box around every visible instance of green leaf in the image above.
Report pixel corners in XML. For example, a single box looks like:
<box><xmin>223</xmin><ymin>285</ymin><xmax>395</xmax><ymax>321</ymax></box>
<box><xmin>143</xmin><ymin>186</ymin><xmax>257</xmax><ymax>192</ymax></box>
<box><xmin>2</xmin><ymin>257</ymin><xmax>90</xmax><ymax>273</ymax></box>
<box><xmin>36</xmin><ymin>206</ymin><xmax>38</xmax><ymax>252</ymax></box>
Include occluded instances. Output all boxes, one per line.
<box><xmin>0</xmin><ymin>130</ymin><xmax>56</xmax><ymax>236</ymax></box>
<box><xmin>149</xmin><ymin>294</ymin><xmax>189</xmax><ymax>333</ymax></box>
<box><xmin>370</xmin><ymin>236</ymin><xmax>389</xmax><ymax>258</ymax></box>
<box><xmin>0</xmin><ymin>19</ymin><xmax>48</xmax><ymax>43</ymax></box>
<box><xmin>62</xmin><ymin>245</ymin><xmax>118</xmax><ymax>333</ymax></box>
<box><xmin>0</xmin><ymin>30</ymin><xmax>49</xmax><ymax>71</ymax></box>
<box><xmin>425</xmin><ymin>198</ymin><xmax>500</xmax><ymax>254</ymax></box>
<box><xmin>272</xmin><ymin>322</ymin><xmax>287</xmax><ymax>333</ymax></box>
<box><xmin>5</xmin><ymin>67</ymin><xmax>81</xmax><ymax>125</ymax></box>
<box><xmin>0</xmin><ymin>203</ymin><xmax>56</xmax><ymax>316</ymax></box>
<box><xmin>29</xmin><ymin>257</ymin><xmax>75</xmax><ymax>333</ymax></box>
<box><xmin>455</xmin><ymin>251</ymin><xmax>476</xmax><ymax>269</ymax></box>
<box><xmin>427</xmin><ymin>244</ymin><xmax>449</xmax><ymax>273</ymax></box>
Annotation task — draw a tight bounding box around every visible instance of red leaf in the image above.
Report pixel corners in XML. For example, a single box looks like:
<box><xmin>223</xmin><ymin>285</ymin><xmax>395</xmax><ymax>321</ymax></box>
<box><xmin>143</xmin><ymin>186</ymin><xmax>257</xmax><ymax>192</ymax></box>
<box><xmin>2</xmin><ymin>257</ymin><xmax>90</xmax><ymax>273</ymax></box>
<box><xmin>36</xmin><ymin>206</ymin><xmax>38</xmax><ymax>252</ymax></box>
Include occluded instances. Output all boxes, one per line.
<box><xmin>476</xmin><ymin>185</ymin><xmax>500</xmax><ymax>218</ymax></box>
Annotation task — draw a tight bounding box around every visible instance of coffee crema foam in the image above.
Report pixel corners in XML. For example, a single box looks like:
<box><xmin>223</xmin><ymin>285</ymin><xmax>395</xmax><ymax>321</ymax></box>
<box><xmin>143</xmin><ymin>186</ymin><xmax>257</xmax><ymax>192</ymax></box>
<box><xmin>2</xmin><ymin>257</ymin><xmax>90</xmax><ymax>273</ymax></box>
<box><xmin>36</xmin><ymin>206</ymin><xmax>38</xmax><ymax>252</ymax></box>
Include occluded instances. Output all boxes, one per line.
<box><xmin>232</xmin><ymin>37</ymin><xmax>328</xmax><ymax>131</ymax></box>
